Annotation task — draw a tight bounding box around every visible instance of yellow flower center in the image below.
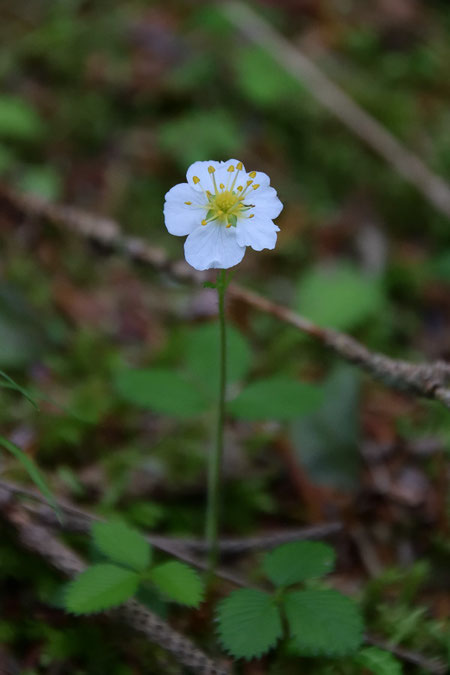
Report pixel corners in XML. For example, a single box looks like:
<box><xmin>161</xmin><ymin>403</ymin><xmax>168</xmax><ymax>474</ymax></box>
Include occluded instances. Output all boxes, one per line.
<box><xmin>192</xmin><ymin>164</ymin><xmax>258</xmax><ymax>227</ymax></box>
<box><xmin>213</xmin><ymin>190</ymin><xmax>240</xmax><ymax>216</ymax></box>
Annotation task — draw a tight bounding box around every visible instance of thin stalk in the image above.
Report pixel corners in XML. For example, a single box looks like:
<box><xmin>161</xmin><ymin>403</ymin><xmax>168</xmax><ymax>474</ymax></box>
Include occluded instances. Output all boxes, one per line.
<box><xmin>206</xmin><ymin>269</ymin><xmax>227</xmax><ymax>580</ymax></box>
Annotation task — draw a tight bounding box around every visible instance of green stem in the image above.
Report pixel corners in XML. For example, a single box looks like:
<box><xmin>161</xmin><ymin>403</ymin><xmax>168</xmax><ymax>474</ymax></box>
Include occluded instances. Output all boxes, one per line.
<box><xmin>206</xmin><ymin>268</ymin><xmax>227</xmax><ymax>581</ymax></box>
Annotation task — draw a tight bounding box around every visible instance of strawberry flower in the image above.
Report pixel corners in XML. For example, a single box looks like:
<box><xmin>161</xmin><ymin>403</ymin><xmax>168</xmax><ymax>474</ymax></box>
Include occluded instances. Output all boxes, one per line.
<box><xmin>164</xmin><ymin>159</ymin><xmax>283</xmax><ymax>270</ymax></box>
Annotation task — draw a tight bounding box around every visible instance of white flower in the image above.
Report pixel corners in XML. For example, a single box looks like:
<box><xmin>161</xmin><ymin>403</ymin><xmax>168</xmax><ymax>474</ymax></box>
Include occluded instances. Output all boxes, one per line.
<box><xmin>163</xmin><ymin>159</ymin><xmax>283</xmax><ymax>271</ymax></box>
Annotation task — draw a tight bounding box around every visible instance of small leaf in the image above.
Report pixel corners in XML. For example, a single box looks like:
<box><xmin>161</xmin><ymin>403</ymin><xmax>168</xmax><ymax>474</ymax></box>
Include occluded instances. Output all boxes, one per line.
<box><xmin>65</xmin><ymin>564</ymin><xmax>139</xmax><ymax>614</ymax></box>
<box><xmin>284</xmin><ymin>589</ymin><xmax>364</xmax><ymax>657</ymax></box>
<box><xmin>149</xmin><ymin>561</ymin><xmax>204</xmax><ymax>607</ymax></box>
<box><xmin>114</xmin><ymin>368</ymin><xmax>206</xmax><ymax>418</ymax></box>
<box><xmin>229</xmin><ymin>376</ymin><xmax>323</xmax><ymax>421</ymax></box>
<box><xmin>263</xmin><ymin>541</ymin><xmax>336</xmax><ymax>587</ymax></box>
<box><xmin>91</xmin><ymin>520</ymin><xmax>151</xmax><ymax>572</ymax></box>
<box><xmin>356</xmin><ymin>647</ymin><xmax>403</xmax><ymax>674</ymax></box>
<box><xmin>0</xmin><ymin>95</ymin><xmax>45</xmax><ymax>141</ymax></box>
<box><xmin>296</xmin><ymin>263</ymin><xmax>384</xmax><ymax>331</ymax></box>
<box><xmin>0</xmin><ymin>435</ymin><xmax>61</xmax><ymax>521</ymax></box>
<box><xmin>217</xmin><ymin>589</ymin><xmax>283</xmax><ymax>660</ymax></box>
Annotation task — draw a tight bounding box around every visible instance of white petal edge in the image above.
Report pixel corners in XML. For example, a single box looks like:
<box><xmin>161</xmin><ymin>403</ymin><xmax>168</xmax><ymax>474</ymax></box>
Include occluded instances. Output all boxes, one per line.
<box><xmin>236</xmin><ymin>215</ymin><xmax>280</xmax><ymax>251</ymax></box>
<box><xmin>184</xmin><ymin>223</ymin><xmax>246</xmax><ymax>270</ymax></box>
<box><xmin>251</xmin><ymin>185</ymin><xmax>284</xmax><ymax>219</ymax></box>
<box><xmin>164</xmin><ymin>183</ymin><xmax>207</xmax><ymax>236</ymax></box>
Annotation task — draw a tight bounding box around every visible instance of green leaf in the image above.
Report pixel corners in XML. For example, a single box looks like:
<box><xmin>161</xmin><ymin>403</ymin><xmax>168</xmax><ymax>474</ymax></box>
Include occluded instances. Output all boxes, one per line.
<box><xmin>235</xmin><ymin>46</ymin><xmax>297</xmax><ymax>107</ymax></box>
<box><xmin>355</xmin><ymin>647</ymin><xmax>403</xmax><ymax>674</ymax></box>
<box><xmin>0</xmin><ymin>95</ymin><xmax>45</xmax><ymax>141</ymax></box>
<box><xmin>19</xmin><ymin>165</ymin><xmax>62</xmax><ymax>200</ymax></box>
<box><xmin>65</xmin><ymin>564</ymin><xmax>139</xmax><ymax>615</ymax></box>
<box><xmin>91</xmin><ymin>520</ymin><xmax>151</xmax><ymax>572</ymax></box>
<box><xmin>185</xmin><ymin>323</ymin><xmax>251</xmax><ymax>395</ymax></box>
<box><xmin>148</xmin><ymin>561</ymin><xmax>204</xmax><ymax>607</ymax></box>
<box><xmin>217</xmin><ymin>589</ymin><xmax>283</xmax><ymax>660</ymax></box>
<box><xmin>159</xmin><ymin>109</ymin><xmax>243</xmax><ymax>169</ymax></box>
<box><xmin>114</xmin><ymin>368</ymin><xmax>206</xmax><ymax>418</ymax></box>
<box><xmin>291</xmin><ymin>366</ymin><xmax>362</xmax><ymax>491</ymax></box>
<box><xmin>229</xmin><ymin>376</ymin><xmax>323</xmax><ymax>421</ymax></box>
<box><xmin>0</xmin><ymin>435</ymin><xmax>61</xmax><ymax>521</ymax></box>
<box><xmin>284</xmin><ymin>589</ymin><xmax>364</xmax><ymax>657</ymax></box>
<box><xmin>263</xmin><ymin>541</ymin><xmax>336</xmax><ymax>587</ymax></box>
<box><xmin>296</xmin><ymin>263</ymin><xmax>384</xmax><ymax>331</ymax></box>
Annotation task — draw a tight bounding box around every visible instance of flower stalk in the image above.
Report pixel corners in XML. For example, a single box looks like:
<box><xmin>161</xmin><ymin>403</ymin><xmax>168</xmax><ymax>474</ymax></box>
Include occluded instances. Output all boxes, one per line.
<box><xmin>206</xmin><ymin>269</ymin><xmax>228</xmax><ymax>580</ymax></box>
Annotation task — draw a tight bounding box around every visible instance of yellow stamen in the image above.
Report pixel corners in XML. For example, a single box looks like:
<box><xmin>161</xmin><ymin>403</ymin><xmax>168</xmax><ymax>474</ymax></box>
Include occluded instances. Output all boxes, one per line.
<box><xmin>201</xmin><ymin>219</ymin><xmax>207</xmax><ymax>225</ymax></box>
<box><xmin>252</xmin><ymin>184</ymin><xmax>260</xmax><ymax>190</ymax></box>
<box><xmin>184</xmin><ymin>201</ymin><xmax>192</xmax><ymax>205</ymax></box>
<box><xmin>226</xmin><ymin>223</ymin><xmax>232</xmax><ymax>228</ymax></box>
<box><xmin>246</xmin><ymin>180</ymin><xmax>253</xmax><ymax>186</ymax></box>
<box><xmin>249</xmin><ymin>214</ymin><xmax>254</xmax><ymax>218</ymax></box>
<box><xmin>237</xmin><ymin>186</ymin><xmax>243</xmax><ymax>192</ymax></box>
<box><xmin>193</xmin><ymin>176</ymin><xmax>200</xmax><ymax>184</ymax></box>
<box><xmin>227</xmin><ymin>165</ymin><xmax>234</xmax><ymax>172</ymax></box>
<box><xmin>220</xmin><ymin>183</ymin><xmax>225</xmax><ymax>190</ymax></box>
<box><xmin>236</xmin><ymin>162</ymin><xmax>243</xmax><ymax>170</ymax></box>
<box><xmin>208</xmin><ymin>166</ymin><xmax>215</xmax><ymax>173</ymax></box>
<box><xmin>249</xmin><ymin>171</ymin><xmax>257</xmax><ymax>178</ymax></box>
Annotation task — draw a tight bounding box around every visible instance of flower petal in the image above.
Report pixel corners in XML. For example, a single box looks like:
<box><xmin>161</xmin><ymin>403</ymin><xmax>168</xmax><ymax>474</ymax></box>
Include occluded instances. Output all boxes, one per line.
<box><xmin>164</xmin><ymin>183</ymin><xmax>207</xmax><ymax>236</ymax></box>
<box><xmin>251</xmin><ymin>185</ymin><xmax>283</xmax><ymax>219</ymax></box>
<box><xmin>236</xmin><ymin>215</ymin><xmax>280</xmax><ymax>251</ymax></box>
<box><xmin>184</xmin><ymin>223</ymin><xmax>246</xmax><ymax>270</ymax></box>
<box><xmin>186</xmin><ymin>161</ymin><xmax>222</xmax><ymax>191</ymax></box>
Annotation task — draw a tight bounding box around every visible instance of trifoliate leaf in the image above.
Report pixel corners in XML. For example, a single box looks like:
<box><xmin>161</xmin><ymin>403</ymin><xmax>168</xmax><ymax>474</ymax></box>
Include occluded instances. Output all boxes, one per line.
<box><xmin>149</xmin><ymin>561</ymin><xmax>204</xmax><ymax>607</ymax></box>
<box><xmin>356</xmin><ymin>647</ymin><xmax>403</xmax><ymax>674</ymax></box>
<box><xmin>114</xmin><ymin>368</ymin><xmax>206</xmax><ymax>418</ymax></box>
<box><xmin>217</xmin><ymin>589</ymin><xmax>283</xmax><ymax>660</ymax></box>
<box><xmin>263</xmin><ymin>541</ymin><xmax>336</xmax><ymax>587</ymax></box>
<box><xmin>91</xmin><ymin>520</ymin><xmax>151</xmax><ymax>572</ymax></box>
<box><xmin>229</xmin><ymin>376</ymin><xmax>324</xmax><ymax>421</ymax></box>
<box><xmin>65</xmin><ymin>564</ymin><xmax>139</xmax><ymax>615</ymax></box>
<box><xmin>284</xmin><ymin>589</ymin><xmax>364</xmax><ymax>657</ymax></box>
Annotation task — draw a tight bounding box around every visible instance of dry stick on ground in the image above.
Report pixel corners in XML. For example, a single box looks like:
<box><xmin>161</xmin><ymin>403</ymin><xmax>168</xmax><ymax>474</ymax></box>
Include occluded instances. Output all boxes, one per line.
<box><xmin>0</xmin><ymin>478</ymin><xmax>340</xmax><ymax>587</ymax></box>
<box><xmin>3</xmin><ymin>502</ymin><xmax>230</xmax><ymax>675</ymax></box>
<box><xmin>221</xmin><ymin>1</ymin><xmax>450</xmax><ymax>220</ymax></box>
<box><xmin>2</xmin><ymin>487</ymin><xmax>447</xmax><ymax>675</ymax></box>
<box><xmin>1</xmin><ymin>183</ymin><xmax>450</xmax><ymax>409</ymax></box>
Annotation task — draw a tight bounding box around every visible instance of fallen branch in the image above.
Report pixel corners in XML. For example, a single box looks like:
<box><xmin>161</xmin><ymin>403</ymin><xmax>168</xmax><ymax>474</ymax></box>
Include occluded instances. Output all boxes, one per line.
<box><xmin>1</xmin><ymin>485</ymin><xmax>446</xmax><ymax>673</ymax></box>
<box><xmin>220</xmin><ymin>1</ymin><xmax>450</xmax><ymax>220</ymax></box>
<box><xmin>4</xmin><ymin>502</ymin><xmax>230</xmax><ymax>675</ymax></box>
<box><xmin>1</xmin><ymin>183</ymin><xmax>449</xmax><ymax>409</ymax></box>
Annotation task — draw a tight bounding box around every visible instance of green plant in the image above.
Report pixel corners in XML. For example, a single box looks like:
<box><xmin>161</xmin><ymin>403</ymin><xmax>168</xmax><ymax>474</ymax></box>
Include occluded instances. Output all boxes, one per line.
<box><xmin>216</xmin><ymin>541</ymin><xmax>364</xmax><ymax>660</ymax></box>
<box><xmin>64</xmin><ymin>520</ymin><xmax>204</xmax><ymax>614</ymax></box>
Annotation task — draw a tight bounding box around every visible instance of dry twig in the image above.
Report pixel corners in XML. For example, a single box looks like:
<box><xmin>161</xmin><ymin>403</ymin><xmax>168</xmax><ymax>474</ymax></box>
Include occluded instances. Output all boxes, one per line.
<box><xmin>3</xmin><ymin>502</ymin><xmax>230</xmax><ymax>675</ymax></box>
<box><xmin>1</xmin><ymin>183</ymin><xmax>449</xmax><ymax>409</ymax></box>
<box><xmin>220</xmin><ymin>1</ymin><xmax>450</xmax><ymax>220</ymax></box>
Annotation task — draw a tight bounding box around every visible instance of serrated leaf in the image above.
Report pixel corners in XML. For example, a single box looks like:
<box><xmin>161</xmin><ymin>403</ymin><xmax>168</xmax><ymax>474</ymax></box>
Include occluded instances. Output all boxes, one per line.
<box><xmin>356</xmin><ymin>647</ymin><xmax>403</xmax><ymax>674</ymax></box>
<box><xmin>65</xmin><ymin>564</ymin><xmax>139</xmax><ymax>615</ymax></box>
<box><xmin>229</xmin><ymin>376</ymin><xmax>323</xmax><ymax>421</ymax></box>
<box><xmin>114</xmin><ymin>368</ymin><xmax>206</xmax><ymax>418</ymax></box>
<box><xmin>284</xmin><ymin>589</ymin><xmax>364</xmax><ymax>656</ymax></box>
<box><xmin>91</xmin><ymin>520</ymin><xmax>151</xmax><ymax>572</ymax></box>
<box><xmin>149</xmin><ymin>561</ymin><xmax>204</xmax><ymax>607</ymax></box>
<box><xmin>217</xmin><ymin>589</ymin><xmax>282</xmax><ymax>660</ymax></box>
<box><xmin>263</xmin><ymin>541</ymin><xmax>336</xmax><ymax>587</ymax></box>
